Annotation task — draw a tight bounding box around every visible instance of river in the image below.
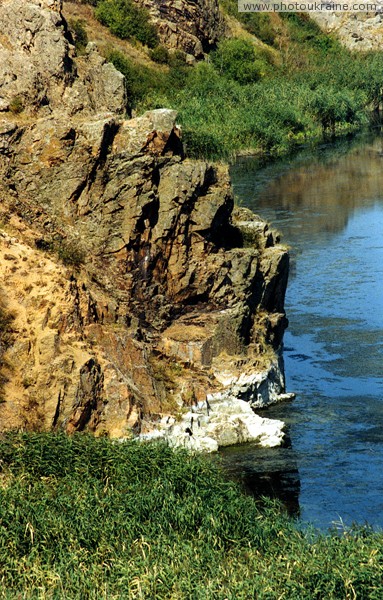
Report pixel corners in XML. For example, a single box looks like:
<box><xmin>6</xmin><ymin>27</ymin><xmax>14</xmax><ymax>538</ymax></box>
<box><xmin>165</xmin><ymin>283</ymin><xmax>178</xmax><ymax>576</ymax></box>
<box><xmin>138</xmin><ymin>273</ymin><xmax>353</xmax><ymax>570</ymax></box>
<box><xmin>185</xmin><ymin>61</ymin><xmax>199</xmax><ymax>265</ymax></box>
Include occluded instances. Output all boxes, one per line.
<box><xmin>222</xmin><ymin>132</ymin><xmax>383</xmax><ymax>531</ymax></box>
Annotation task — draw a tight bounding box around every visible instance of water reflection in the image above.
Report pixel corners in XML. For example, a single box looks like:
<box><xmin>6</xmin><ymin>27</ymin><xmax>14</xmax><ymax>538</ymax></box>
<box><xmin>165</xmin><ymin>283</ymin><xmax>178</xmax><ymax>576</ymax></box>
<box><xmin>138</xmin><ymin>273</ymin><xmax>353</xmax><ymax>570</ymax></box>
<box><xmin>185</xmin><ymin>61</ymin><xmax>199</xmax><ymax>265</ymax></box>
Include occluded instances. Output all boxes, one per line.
<box><xmin>231</xmin><ymin>132</ymin><xmax>383</xmax><ymax>255</ymax></box>
<box><xmin>227</xmin><ymin>130</ymin><xmax>383</xmax><ymax>530</ymax></box>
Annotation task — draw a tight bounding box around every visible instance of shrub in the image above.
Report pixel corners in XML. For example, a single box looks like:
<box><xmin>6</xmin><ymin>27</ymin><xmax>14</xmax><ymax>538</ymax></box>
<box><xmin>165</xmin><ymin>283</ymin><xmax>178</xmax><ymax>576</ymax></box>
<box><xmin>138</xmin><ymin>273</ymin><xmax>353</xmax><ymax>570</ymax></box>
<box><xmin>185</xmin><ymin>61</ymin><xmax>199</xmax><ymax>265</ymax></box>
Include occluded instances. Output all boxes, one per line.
<box><xmin>149</xmin><ymin>45</ymin><xmax>170</xmax><ymax>64</ymax></box>
<box><xmin>211</xmin><ymin>38</ymin><xmax>270</xmax><ymax>84</ymax></box>
<box><xmin>68</xmin><ymin>18</ymin><xmax>88</xmax><ymax>55</ymax></box>
<box><xmin>107</xmin><ymin>49</ymin><xmax>165</xmax><ymax>109</ymax></box>
<box><xmin>56</xmin><ymin>239</ymin><xmax>86</xmax><ymax>267</ymax></box>
<box><xmin>106</xmin><ymin>49</ymin><xmax>189</xmax><ymax>111</ymax></box>
<box><xmin>95</xmin><ymin>0</ymin><xmax>158</xmax><ymax>48</ymax></box>
<box><xmin>309</xmin><ymin>85</ymin><xmax>366</xmax><ymax>134</ymax></box>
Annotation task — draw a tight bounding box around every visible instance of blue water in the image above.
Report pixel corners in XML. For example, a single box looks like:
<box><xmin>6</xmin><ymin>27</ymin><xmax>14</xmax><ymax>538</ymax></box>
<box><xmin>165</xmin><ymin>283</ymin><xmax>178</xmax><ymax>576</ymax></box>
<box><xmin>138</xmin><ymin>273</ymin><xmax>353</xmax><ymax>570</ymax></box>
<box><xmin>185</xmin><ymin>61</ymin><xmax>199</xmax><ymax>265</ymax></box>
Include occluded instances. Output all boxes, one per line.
<box><xmin>224</xmin><ymin>133</ymin><xmax>383</xmax><ymax>530</ymax></box>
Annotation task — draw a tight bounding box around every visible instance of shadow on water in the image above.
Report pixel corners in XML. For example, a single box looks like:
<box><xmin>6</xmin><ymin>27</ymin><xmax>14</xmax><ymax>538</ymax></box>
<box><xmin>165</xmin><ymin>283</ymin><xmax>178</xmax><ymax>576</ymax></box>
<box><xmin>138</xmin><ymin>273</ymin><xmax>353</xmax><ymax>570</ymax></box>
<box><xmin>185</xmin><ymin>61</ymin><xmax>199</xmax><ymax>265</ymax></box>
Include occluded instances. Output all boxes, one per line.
<box><xmin>217</xmin><ymin>434</ymin><xmax>301</xmax><ymax>518</ymax></box>
<box><xmin>225</xmin><ymin>129</ymin><xmax>383</xmax><ymax>530</ymax></box>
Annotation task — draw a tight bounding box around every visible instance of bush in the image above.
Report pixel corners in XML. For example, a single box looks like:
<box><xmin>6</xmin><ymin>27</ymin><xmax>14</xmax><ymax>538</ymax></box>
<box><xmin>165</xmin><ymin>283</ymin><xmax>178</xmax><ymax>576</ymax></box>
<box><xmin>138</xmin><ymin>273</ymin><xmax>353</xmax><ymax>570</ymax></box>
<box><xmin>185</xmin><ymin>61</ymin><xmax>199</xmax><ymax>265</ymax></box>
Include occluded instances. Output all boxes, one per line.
<box><xmin>107</xmin><ymin>49</ymin><xmax>189</xmax><ymax>111</ymax></box>
<box><xmin>95</xmin><ymin>0</ymin><xmax>158</xmax><ymax>48</ymax></box>
<box><xmin>149</xmin><ymin>45</ymin><xmax>170</xmax><ymax>64</ymax></box>
<box><xmin>9</xmin><ymin>95</ymin><xmax>24</xmax><ymax>114</ymax></box>
<box><xmin>68</xmin><ymin>18</ymin><xmax>88</xmax><ymax>54</ymax></box>
<box><xmin>309</xmin><ymin>85</ymin><xmax>366</xmax><ymax>134</ymax></box>
<box><xmin>56</xmin><ymin>239</ymin><xmax>85</xmax><ymax>267</ymax></box>
<box><xmin>211</xmin><ymin>38</ymin><xmax>270</xmax><ymax>84</ymax></box>
<box><xmin>107</xmin><ymin>49</ymin><xmax>165</xmax><ymax>109</ymax></box>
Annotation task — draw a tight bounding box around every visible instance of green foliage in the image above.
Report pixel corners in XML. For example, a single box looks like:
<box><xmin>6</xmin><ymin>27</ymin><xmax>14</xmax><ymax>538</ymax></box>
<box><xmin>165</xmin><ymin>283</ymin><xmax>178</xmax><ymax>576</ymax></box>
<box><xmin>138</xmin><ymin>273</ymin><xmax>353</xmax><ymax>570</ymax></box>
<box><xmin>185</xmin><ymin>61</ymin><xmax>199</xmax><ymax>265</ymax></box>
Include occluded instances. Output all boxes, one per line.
<box><xmin>98</xmin><ymin>5</ymin><xmax>383</xmax><ymax>159</ymax></box>
<box><xmin>56</xmin><ymin>240</ymin><xmax>85</xmax><ymax>267</ymax></box>
<box><xmin>0</xmin><ymin>432</ymin><xmax>382</xmax><ymax>598</ymax></box>
<box><xmin>95</xmin><ymin>0</ymin><xmax>158</xmax><ymax>48</ymax></box>
<box><xmin>281</xmin><ymin>13</ymin><xmax>341</xmax><ymax>55</ymax></box>
<box><xmin>173</xmin><ymin>65</ymin><xmax>311</xmax><ymax>159</ymax></box>
<box><xmin>107</xmin><ymin>49</ymin><xmax>166</xmax><ymax>109</ymax></box>
<box><xmin>309</xmin><ymin>85</ymin><xmax>366</xmax><ymax>134</ymax></box>
<box><xmin>211</xmin><ymin>38</ymin><xmax>270</xmax><ymax>84</ymax></box>
<box><xmin>35</xmin><ymin>237</ymin><xmax>85</xmax><ymax>267</ymax></box>
<box><xmin>327</xmin><ymin>50</ymin><xmax>383</xmax><ymax>109</ymax></box>
<box><xmin>169</xmin><ymin>23</ymin><xmax>378</xmax><ymax>159</ymax></box>
<box><xmin>107</xmin><ymin>49</ymin><xmax>189</xmax><ymax>111</ymax></box>
<box><xmin>149</xmin><ymin>45</ymin><xmax>170</xmax><ymax>64</ymax></box>
<box><xmin>68</xmin><ymin>18</ymin><xmax>89</xmax><ymax>55</ymax></box>
<box><xmin>220</xmin><ymin>0</ymin><xmax>276</xmax><ymax>45</ymax></box>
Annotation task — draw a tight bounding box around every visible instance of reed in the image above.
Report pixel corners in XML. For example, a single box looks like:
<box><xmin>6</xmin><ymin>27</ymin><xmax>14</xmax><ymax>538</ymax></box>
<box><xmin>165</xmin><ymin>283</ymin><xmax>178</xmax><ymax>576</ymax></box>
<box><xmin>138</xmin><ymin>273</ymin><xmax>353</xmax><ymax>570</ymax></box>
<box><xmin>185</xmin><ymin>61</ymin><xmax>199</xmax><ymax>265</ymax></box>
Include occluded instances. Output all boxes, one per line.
<box><xmin>0</xmin><ymin>432</ymin><xmax>382</xmax><ymax>598</ymax></box>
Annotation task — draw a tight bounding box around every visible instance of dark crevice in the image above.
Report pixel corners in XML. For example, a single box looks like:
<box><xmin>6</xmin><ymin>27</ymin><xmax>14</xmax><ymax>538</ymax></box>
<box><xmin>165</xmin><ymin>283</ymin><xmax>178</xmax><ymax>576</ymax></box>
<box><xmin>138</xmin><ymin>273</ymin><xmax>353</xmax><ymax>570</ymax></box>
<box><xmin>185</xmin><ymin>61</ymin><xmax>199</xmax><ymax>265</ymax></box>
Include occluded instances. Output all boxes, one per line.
<box><xmin>136</xmin><ymin>197</ymin><xmax>159</xmax><ymax>234</ymax></box>
<box><xmin>52</xmin><ymin>390</ymin><xmax>62</xmax><ymax>428</ymax></box>
<box><xmin>162</xmin><ymin>129</ymin><xmax>184</xmax><ymax>157</ymax></box>
<box><xmin>69</xmin><ymin>121</ymin><xmax>120</xmax><ymax>204</ymax></box>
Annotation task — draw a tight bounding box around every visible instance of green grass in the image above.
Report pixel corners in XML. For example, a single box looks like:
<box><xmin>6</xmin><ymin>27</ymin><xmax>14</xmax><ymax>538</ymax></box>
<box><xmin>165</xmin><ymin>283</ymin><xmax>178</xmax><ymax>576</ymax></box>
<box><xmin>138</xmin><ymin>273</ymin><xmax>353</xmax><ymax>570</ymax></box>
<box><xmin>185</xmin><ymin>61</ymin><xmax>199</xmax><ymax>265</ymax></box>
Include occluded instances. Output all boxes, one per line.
<box><xmin>78</xmin><ymin>2</ymin><xmax>383</xmax><ymax>160</ymax></box>
<box><xmin>95</xmin><ymin>0</ymin><xmax>158</xmax><ymax>48</ymax></box>
<box><xmin>0</xmin><ymin>432</ymin><xmax>382</xmax><ymax>598</ymax></box>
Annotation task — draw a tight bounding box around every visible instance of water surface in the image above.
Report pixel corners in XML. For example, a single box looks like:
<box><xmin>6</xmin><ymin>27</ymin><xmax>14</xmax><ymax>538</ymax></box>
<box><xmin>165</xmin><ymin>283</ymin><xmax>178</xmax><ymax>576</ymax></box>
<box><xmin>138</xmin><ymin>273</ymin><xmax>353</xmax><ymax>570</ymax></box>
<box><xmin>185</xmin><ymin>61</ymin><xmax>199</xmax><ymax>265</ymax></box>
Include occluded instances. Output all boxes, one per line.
<box><xmin>225</xmin><ymin>133</ymin><xmax>383</xmax><ymax>530</ymax></box>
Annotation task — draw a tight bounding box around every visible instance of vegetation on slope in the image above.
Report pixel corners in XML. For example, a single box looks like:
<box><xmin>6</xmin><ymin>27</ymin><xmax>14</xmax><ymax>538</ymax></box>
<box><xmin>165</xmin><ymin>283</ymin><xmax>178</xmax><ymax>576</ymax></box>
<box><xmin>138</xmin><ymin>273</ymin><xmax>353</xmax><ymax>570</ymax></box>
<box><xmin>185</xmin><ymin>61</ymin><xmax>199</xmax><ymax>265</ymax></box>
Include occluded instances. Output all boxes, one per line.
<box><xmin>67</xmin><ymin>2</ymin><xmax>383</xmax><ymax>160</ymax></box>
<box><xmin>95</xmin><ymin>0</ymin><xmax>158</xmax><ymax>48</ymax></box>
<box><xmin>0</xmin><ymin>432</ymin><xmax>382</xmax><ymax>599</ymax></box>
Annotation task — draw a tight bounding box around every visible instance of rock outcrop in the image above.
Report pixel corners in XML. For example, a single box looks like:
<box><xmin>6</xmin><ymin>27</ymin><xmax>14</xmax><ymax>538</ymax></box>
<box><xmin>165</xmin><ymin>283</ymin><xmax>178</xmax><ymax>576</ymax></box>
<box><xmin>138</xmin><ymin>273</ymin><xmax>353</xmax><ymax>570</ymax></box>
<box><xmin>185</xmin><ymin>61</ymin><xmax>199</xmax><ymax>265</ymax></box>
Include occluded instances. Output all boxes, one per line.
<box><xmin>140</xmin><ymin>396</ymin><xmax>286</xmax><ymax>453</ymax></box>
<box><xmin>0</xmin><ymin>0</ymin><xmax>126</xmax><ymax>116</ymax></box>
<box><xmin>312</xmin><ymin>12</ymin><xmax>383</xmax><ymax>51</ymax></box>
<box><xmin>0</xmin><ymin>0</ymin><xmax>290</xmax><ymax>445</ymax></box>
<box><xmin>136</xmin><ymin>0</ymin><xmax>226</xmax><ymax>58</ymax></box>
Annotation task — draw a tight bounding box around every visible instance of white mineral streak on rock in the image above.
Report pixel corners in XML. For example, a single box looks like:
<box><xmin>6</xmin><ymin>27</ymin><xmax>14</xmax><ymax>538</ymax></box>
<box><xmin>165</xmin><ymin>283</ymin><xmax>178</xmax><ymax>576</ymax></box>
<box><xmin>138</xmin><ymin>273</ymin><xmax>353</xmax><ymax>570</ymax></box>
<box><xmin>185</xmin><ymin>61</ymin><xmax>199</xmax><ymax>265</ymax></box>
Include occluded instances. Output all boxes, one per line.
<box><xmin>139</xmin><ymin>381</ymin><xmax>287</xmax><ymax>453</ymax></box>
<box><xmin>214</xmin><ymin>358</ymin><xmax>295</xmax><ymax>409</ymax></box>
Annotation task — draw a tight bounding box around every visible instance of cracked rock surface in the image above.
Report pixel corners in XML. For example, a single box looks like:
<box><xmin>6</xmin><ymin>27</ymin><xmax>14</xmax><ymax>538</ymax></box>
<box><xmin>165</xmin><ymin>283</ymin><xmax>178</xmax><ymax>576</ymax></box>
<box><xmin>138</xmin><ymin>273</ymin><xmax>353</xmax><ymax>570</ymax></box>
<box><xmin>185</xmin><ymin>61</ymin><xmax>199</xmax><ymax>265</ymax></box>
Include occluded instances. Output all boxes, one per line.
<box><xmin>0</xmin><ymin>0</ymin><xmax>290</xmax><ymax>442</ymax></box>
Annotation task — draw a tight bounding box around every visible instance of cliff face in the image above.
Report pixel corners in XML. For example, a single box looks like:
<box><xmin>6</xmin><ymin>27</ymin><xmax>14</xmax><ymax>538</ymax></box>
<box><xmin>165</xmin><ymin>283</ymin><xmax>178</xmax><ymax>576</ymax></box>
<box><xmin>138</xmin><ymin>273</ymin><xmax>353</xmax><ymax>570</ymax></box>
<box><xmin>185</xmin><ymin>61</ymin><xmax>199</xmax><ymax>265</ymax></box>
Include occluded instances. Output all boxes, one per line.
<box><xmin>135</xmin><ymin>0</ymin><xmax>226</xmax><ymax>57</ymax></box>
<box><xmin>0</xmin><ymin>0</ymin><xmax>289</xmax><ymax>439</ymax></box>
<box><xmin>312</xmin><ymin>12</ymin><xmax>383</xmax><ymax>51</ymax></box>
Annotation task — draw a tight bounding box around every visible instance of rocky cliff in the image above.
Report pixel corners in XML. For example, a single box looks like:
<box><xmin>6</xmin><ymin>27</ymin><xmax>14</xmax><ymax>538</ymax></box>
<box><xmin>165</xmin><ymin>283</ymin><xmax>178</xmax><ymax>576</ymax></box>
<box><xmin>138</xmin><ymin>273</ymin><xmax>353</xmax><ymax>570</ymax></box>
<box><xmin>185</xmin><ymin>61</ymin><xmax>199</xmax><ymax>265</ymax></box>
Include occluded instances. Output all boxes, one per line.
<box><xmin>0</xmin><ymin>0</ymin><xmax>290</xmax><ymax>443</ymax></box>
<box><xmin>135</xmin><ymin>0</ymin><xmax>226</xmax><ymax>57</ymax></box>
<box><xmin>312</xmin><ymin>12</ymin><xmax>383</xmax><ymax>51</ymax></box>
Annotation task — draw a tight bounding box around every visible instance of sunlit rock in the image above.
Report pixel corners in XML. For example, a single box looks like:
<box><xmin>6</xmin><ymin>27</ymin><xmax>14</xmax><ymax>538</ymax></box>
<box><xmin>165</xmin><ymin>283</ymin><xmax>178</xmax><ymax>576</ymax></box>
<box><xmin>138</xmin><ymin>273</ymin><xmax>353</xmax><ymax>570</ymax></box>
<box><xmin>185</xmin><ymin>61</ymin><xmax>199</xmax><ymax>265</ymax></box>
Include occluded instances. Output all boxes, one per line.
<box><xmin>139</xmin><ymin>394</ymin><xmax>286</xmax><ymax>452</ymax></box>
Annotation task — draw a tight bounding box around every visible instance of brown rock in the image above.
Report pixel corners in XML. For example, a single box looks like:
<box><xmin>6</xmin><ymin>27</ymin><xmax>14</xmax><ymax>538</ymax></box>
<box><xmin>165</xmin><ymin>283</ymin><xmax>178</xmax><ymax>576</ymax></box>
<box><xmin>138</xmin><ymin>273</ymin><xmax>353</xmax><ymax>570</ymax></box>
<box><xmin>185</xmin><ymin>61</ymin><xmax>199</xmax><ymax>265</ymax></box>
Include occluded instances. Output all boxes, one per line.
<box><xmin>0</xmin><ymin>1</ymin><xmax>290</xmax><ymax>437</ymax></box>
<box><xmin>137</xmin><ymin>0</ymin><xmax>226</xmax><ymax>57</ymax></box>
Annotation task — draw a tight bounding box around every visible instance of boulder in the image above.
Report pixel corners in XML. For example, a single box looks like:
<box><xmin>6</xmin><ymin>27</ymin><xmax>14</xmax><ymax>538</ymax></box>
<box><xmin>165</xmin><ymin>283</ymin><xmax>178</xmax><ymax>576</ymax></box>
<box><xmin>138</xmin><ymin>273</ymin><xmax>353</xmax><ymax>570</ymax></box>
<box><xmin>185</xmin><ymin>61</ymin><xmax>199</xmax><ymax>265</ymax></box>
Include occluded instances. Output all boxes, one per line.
<box><xmin>136</xmin><ymin>0</ymin><xmax>226</xmax><ymax>57</ymax></box>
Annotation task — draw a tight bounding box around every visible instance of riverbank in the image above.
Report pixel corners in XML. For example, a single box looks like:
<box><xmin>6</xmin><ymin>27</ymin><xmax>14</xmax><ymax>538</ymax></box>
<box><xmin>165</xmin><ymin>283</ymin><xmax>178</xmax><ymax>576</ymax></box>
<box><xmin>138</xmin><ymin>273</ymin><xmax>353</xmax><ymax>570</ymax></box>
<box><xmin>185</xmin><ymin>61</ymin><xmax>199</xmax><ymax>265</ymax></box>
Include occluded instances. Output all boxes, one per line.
<box><xmin>0</xmin><ymin>432</ymin><xmax>382</xmax><ymax>599</ymax></box>
<box><xmin>91</xmin><ymin>12</ymin><xmax>383</xmax><ymax>161</ymax></box>
<box><xmin>229</xmin><ymin>132</ymin><xmax>383</xmax><ymax>529</ymax></box>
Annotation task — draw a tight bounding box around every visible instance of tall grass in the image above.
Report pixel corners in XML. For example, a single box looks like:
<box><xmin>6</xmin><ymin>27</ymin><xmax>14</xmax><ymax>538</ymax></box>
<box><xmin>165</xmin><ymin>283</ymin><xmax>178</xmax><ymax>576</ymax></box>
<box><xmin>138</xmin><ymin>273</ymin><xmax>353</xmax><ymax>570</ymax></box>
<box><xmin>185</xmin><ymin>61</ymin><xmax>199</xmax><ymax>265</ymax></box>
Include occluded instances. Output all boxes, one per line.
<box><xmin>0</xmin><ymin>432</ymin><xmax>382</xmax><ymax>598</ymax></box>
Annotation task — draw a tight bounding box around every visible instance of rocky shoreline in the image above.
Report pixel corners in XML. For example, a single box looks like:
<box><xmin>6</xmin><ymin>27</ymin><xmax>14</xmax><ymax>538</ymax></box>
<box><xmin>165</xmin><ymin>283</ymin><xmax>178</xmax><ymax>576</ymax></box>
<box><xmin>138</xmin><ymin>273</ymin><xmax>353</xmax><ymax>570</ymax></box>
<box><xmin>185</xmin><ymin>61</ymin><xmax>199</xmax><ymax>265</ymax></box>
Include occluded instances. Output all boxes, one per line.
<box><xmin>140</xmin><ymin>356</ymin><xmax>295</xmax><ymax>452</ymax></box>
